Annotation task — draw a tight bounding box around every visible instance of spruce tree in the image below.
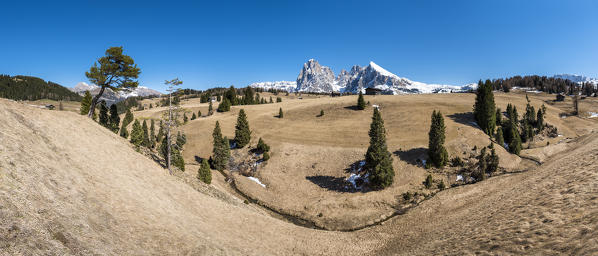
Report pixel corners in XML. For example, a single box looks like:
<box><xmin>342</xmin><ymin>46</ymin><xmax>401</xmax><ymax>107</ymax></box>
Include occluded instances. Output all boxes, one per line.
<box><xmin>80</xmin><ymin>90</ymin><xmax>92</xmax><ymax>115</ymax></box>
<box><xmin>98</xmin><ymin>101</ymin><xmax>109</xmax><ymax>127</ymax></box>
<box><xmin>487</xmin><ymin>143</ymin><xmax>499</xmax><ymax>175</ymax></box>
<box><xmin>120</xmin><ymin>120</ymin><xmax>129</xmax><ymax>138</ymax></box>
<box><xmin>211</xmin><ymin>121</ymin><xmax>229</xmax><ymax>171</ymax></box>
<box><xmin>156</xmin><ymin>121</ymin><xmax>164</xmax><ymax>143</ymax></box>
<box><xmin>477</xmin><ymin>147</ymin><xmax>488</xmax><ymax>181</ymax></box>
<box><xmin>495</xmin><ymin>128</ymin><xmax>504</xmax><ymax>148</ymax></box>
<box><xmin>428</xmin><ymin>110</ymin><xmax>448</xmax><ymax>168</ymax></box>
<box><xmin>109</xmin><ymin>104</ymin><xmax>120</xmax><ymax>133</ymax></box>
<box><xmin>191</xmin><ymin>113</ymin><xmax>196</xmax><ymax>120</ymax></box>
<box><xmin>473</xmin><ymin>80</ymin><xmax>496</xmax><ymax>135</ymax></box>
<box><xmin>183</xmin><ymin>113</ymin><xmax>188</xmax><ymax>123</ymax></box>
<box><xmin>198</xmin><ymin>110</ymin><xmax>202</xmax><ymax>117</ymax></box>
<box><xmin>218</xmin><ymin>98</ymin><xmax>231</xmax><ymax>112</ymax></box>
<box><xmin>269</xmin><ymin>96</ymin><xmax>273</xmax><ymax>103</ymax></box>
<box><xmin>198</xmin><ymin>158</ymin><xmax>212</xmax><ymax>184</ymax></box>
<box><xmin>276</xmin><ymin>97</ymin><xmax>282</xmax><ymax>103</ymax></box>
<box><xmin>130</xmin><ymin>119</ymin><xmax>143</xmax><ymax>146</ymax></box>
<box><xmin>142</xmin><ymin>120</ymin><xmax>150</xmax><ymax>147</ymax></box>
<box><xmin>278</xmin><ymin>107</ymin><xmax>284</xmax><ymax>118</ymax></box>
<box><xmin>150</xmin><ymin>119</ymin><xmax>156</xmax><ymax>148</ymax></box>
<box><xmin>172</xmin><ymin>148</ymin><xmax>185</xmax><ymax>171</ymax></box>
<box><xmin>357</xmin><ymin>91</ymin><xmax>366</xmax><ymax>110</ymax></box>
<box><xmin>536</xmin><ymin>107</ymin><xmax>544</xmax><ymax>130</ymax></box>
<box><xmin>364</xmin><ymin>108</ymin><xmax>394</xmax><ymax>189</ymax></box>
<box><xmin>257</xmin><ymin>137</ymin><xmax>270</xmax><ymax>153</ymax></box>
<box><xmin>208</xmin><ymin>101</ymin><xmax>213</xmax><ymax>115</ymax></box>
<box><xmin>234</xmin><ymin>109</ymin><xmax>251</xmax><ymax>148</ymax></box>
<box><xmin>508</xmin><ymin>124</ymin><xmax>522</xmax><ymax>155</ymax></box>
<box><xmin>495</xmin><ymin>108</ymin><xmax>502</xmax><ymax>126</ymax></box>
<box><xmin>123</xmin><ymin>109</ymin><xmax>134</xmax><ymax>126</ymax></box>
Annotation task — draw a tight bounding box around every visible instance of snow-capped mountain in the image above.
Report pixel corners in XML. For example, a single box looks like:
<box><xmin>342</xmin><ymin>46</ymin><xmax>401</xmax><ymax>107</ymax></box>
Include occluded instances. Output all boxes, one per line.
<box><xmin>71</xmin><ymin>82</ymin><xmax>162</xmax><ymax>104</ymax></box>
<box><xmin>250</xmin><ymin>59</ymin><xmax>475</xmax><ymax>94</ymax></box>
<box><xmin>553</xmin><ymin>74</ymin><xmax>598</xmax><ymax>87</ymax></box>
<box><xmin>247</xmin><ymin>81</ymin><xmax>297</xmax><ymax>92</ymax></box>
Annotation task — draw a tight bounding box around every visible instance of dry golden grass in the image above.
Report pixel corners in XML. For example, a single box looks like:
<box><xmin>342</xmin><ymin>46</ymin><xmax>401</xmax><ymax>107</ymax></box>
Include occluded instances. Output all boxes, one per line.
<box><xmin>127</xmin><ymin>92</ymin><xmax>597</xmax><ymax>230</ymax></box>
<box><xmin>1</xmin><ymin>93</ymin><xmax>596</xmax><ymax>255</ymax></box>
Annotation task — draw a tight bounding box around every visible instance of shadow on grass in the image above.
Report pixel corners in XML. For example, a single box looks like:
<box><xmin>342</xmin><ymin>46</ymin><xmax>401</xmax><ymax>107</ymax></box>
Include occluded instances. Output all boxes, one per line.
<box><xmin>447</xmin><ymin>112</ymin><xmax>479</xmax><ymax>130</ymax></box>
<box><xmin>343</xmin><ymin>105</ymin><xmax>363</xmax><ymax>111</ymax></box>
<box><xmin>306</xmin><ymin>160</ymin><xmax>369</xmax><ymax>193</ymax></box>
<box><xmin>393</xmin><ymin>147</ymin><xmax>428</xmax><ymax>167</ymax></box>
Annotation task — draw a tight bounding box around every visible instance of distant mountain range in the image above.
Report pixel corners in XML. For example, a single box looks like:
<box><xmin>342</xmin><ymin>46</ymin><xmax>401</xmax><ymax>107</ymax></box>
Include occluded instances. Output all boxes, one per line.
<box><xmin>70</xmin><ymin>82</ymin><xmax>162</xmax><ymax>105</ymax></box>
<box><xmin>553</xmin><ymin>74</ymin><xmax>598</xmax><ymax>86</ymax></box>
<box><xmin>249</xmin><ymin>59</ymin><xmax>477</xmax><ymax>94</ymax></box>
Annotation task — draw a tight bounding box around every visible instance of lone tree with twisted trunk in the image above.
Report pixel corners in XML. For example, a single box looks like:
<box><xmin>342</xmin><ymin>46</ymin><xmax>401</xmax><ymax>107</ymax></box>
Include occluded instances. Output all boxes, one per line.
<box><xmin>85</xmin><ymin>46</ymin><xmax>140</xmax><ymax>118</ymax></box>
<box><xmin>234</xmin><ymin>109</ymin><xmax>251</xmax><ymax>148</ymax></box>
<box><xmin>364</xmin><ymin>108</ymin><xmax>394</xmax><ymax>189</ymax></box>
<box><xmin>428</xmin><ymin>110</ymin><xmax>448</xmax><ymax>168</ymax></box>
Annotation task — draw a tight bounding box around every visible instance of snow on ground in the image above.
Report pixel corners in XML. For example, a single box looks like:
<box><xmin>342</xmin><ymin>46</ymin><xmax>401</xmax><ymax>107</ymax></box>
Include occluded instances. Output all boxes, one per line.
<box><xmin>456</xmin><ymin>175</ymin><xmax>463</xmax><ymax>182</ymax></box>
<box><xmin>588</xmin><ymin>112</ymin><xmax>598</xmax><ymax>118</ymax></box>
<box><xmin>247</xmin><ymin>177</ymin><xmax>266</xmax><ymax>188</ymax></box>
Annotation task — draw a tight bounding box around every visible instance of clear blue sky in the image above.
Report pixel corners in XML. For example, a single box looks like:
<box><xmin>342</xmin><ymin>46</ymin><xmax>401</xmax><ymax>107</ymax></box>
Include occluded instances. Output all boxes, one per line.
<box><xmin>1</xmin><ymin>0</ymin><xmax>597</xmax><ymax>92</ymax></box>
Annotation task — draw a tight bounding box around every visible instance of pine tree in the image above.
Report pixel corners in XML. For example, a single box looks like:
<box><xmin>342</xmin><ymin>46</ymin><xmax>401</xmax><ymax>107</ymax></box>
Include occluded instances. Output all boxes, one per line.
<box><xmin>208</xmin><ymin>101</ymin><xmax>213</xmax><ymax>115</ymax></box>
<box><xmin>211</xmin><ymin>121</ymin><xmax>230</xmax><ymax>171</ymax></box>
<box><xmin>98</xmin><ymin>101</ymin><xmax>109</xmax><ymax>127</ymax></box>
<box><xmin>508</xmin><ymin>124</ymin><xmax>522</xmax><ymax>155</ymax></box>
<box><xmin>278</xmin><ymin>107</ymin><xmax>283</xmax><ymax>118</ymax></box>
<box><xmin>234</xmin><ymin>109</ymin><xmax>251</xmax><ymax>148</ymax></box>
<box><xmin>150</xmin><ymin>119</ymin><xmax>156</xmax><ymax>148</ymax></box>
<box><xmin>428</xmin><ymin>110</ymin><xmax>449</xmax><ymax>168</ymax></box>
<box><xmin>269</xmin><ymin>96</ymin><xmax>273</xmax><ymax>103</ymax></box>
<box><xmin>183</xmin><ymin>113</ymin><xmax>188</xmax><ymax>124</ymax></box>
<box><xmin>473</xmin><ymin>80</ymin><xmax>496</xmax><ymax>135</ymax></box>
<box><xmin>319</xmin><ymin>109</ymin><xmax>324</xmax><ymax>117</ymax></box>
<box><xmin>172</xmin><ymin>148</ymin><xmax>185</xmax><ymax>171</ymax></box>
<box><xmin>109</xmin><ymin>104</ymin><xmax>120</xmax><ymax>133</ymax></box>
<box><xmin>80</xmin><ymin>90</ymin><xmax>92</xmax><ymax>115</ymax></box>
<box><xmin>130</xmin><ymin>119</ymin><xmax>143</xmax><ymax>146</ymax></box>
<box><xmin>487</xmin><ymin>143</ymin><xmax>499</xmax><ymax>175</ymax></box>
<box><xmin>357</xmin><ymin>91</ymin><xmax>366</xmax><ymax>110</ymax></box>
<box><xmin>120</xmin><ymin>120</ymin><xmax>129</xmax><ymax>138</ymax></box>
<box><xmin>364</xmin><ymin>108</ymin><xmax>394</xmax><ymax>189</ymax></box>
<box><xmin>156</xmin><ymin>120</ymin><xmax>164</xmax><ymax>143</ymax></box>
<box><xmin>123</xmin><ymin>109</ymin><xmax>134</xmax><ymax>126</ymax></box>
<box><xmin>198</xmin><ymin>158</ymin><xmax>212</xmax><ymax>184</ymax></box>
<box><xmin>495</xmin><ymin>108</ymin><xmax>502</xmax><ymax>126</ymax></box>
<box><xmin>218</xmin><ymin>98</ymin><xmax>231</xmax><ymax>112</ymax></box>
<box><xmin>257</xmin><ymin>138</ymin><xmax>270</xmax><ymax>153</ymax></box>
<box><xmin>191</xmin><ymin>113</ymin><xmax>196</xmax><ymax>120</ymax></box>
<box><xmin>276</xmin><ymin>97</ymin><xmax>282</xmax><ymax>103</ymax></box>
<box><xmin>198</xmin><ymin>110</ymin><xmax>202</xmax><ymax>117</ymax></box>
<box><xmin>477</xmin><ymin>147</ymin><xmax>488</xmax><ymax>181</ymax></box>
<box><xmin>495</xmin><ymin>128</ymin><xmax>504</xmax><ymax>148</ymax></box>
<box><xmin>536</xmin><ymin>105</ymin><xmax>545</xmax><ymax>130</ymax></box>
<box><xmin>142</xmin><ymin>120</ymin><xmax>150</xmax><ymax>147</ymax></box>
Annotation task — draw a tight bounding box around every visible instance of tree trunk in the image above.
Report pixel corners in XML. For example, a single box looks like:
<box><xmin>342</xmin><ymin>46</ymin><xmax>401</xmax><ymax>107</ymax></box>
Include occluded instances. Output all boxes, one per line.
<box><xmin>167</xmin><ymin>90</ymin><xmax>172</xmax><ymax>174</ymax></box>
<box><xmin>87</xmin><ymin>86</ymin><xmax>106</xmax><ymax>118</ymax></box>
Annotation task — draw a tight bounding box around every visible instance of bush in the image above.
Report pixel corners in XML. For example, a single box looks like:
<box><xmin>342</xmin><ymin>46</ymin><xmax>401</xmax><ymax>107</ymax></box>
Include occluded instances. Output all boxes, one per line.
<box><xmin>257</xmin><ymin>138</ymin><xmax>270</xmax><ymax>153</ymax></box>
<box><xmin>450</xmin><ymin>156</ymin><xmax>464</xmax><ymax>167</ymax></box>
<box><xmin>424</xmin><ymin>174</ymin><xmax>433</xmax><ymax>189</ymax></box>
<box><xmin>437</xmin><ymin>180</ymin><xmax>446</xmax><ymax>190</ymax></box>
<box><xmin>402</xmin><ymin>191</ymin><xmax>413</xmax><ymax>201</ymax></box>
<box><xmin>263</xmin><ymin>152</ymin><xmax>270</xmax><ymax>161</ymax></box>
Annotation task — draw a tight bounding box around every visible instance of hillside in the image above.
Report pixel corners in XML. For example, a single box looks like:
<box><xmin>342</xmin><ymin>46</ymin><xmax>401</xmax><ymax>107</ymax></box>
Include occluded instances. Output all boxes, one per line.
<box><xmin>0</xmin><ymin>75</ymin><xmax>81</xmax><ymax>101</ymax></box>
<box><xmin>0</xmin><ymin>94</ymin><xmax>597</xmax><ymax>255</ymax></box>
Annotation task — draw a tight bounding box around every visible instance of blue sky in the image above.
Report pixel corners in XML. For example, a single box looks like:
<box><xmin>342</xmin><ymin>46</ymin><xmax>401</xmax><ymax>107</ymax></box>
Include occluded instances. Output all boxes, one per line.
<box><xmin>1</xmin><ymin>0</ymin><xmax>597</xmax><ymax>92</ymax></box>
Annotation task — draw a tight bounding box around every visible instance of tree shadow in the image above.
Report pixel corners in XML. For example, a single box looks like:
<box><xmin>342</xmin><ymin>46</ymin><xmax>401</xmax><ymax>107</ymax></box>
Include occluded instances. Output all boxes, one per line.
<box><xmin>447</xmin><ymin>112</ymin><xmax>479</xmax><ymax>130</ymax></box>
<box><xmin>343</xmin><ymin>105</ymin><xmax>362</xmax><ymax>111</ymax></box>
<box><xmin>194</xmin><ymin>155</ymin><xmax>206</xmax><ymax>164</ymax></box>
<box><xmin>393</xmin><ymin>147</ymin><xmax>428</xmax><ymax>167</ymax></box>
<box><xmin>306</xmin><ymin>160</ymin><xmax>369</xmax><ymax>193</ymax></box>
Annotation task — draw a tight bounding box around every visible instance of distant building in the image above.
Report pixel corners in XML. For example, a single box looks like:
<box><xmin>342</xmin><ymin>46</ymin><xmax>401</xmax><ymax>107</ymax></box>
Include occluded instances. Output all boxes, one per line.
<box><xmin>365</xmin><ymin>87</ymin><xmax>383</xmax><ymax>95</ymax></box>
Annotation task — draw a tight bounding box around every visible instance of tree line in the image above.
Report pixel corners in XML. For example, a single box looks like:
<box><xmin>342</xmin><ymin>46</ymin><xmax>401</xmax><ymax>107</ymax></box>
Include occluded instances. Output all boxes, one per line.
<box><xmin>0</xmin><ymin>75</ymin><xmax>82</xmax><ymax>101</ymax></box>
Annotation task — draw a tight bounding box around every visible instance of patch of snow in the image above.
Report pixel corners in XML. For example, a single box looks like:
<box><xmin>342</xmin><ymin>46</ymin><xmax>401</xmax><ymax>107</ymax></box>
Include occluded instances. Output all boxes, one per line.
<box><xmin>347</xmin><ymin>173</ymin><xmax>361</xmax><ymax>187</ymax></box>
<box><xmin>588</xmin><ymin>112</ymin><xmax>598</xmax><ymax>118</ymax></box>
<box><xmin>369</xmin><ymin>61</ymin><xmax>399</xmax><ymax>78</ymax></box>
<box><xmin>456</xmin><ymin>175</ymin><xmax>463</xmax><ymax>182</ymax></box>
<box><xmin>358</xmin><ymin>160</ymin><xmax>366</xmax><ymax>167</ymax></box>
<box><xmin>469</xmin><ymin>121</ymin><xmax>479</xmax><ymax>127</ymax></box>
<box><xmin>421</xmin><ymin>159</ymin><xmax>427</xmax><ymax>167</ymax></box>
<box><xmin>372</xmin><ymin>104</ymin><xmax>379</xmax><ymax>109</ymax></box>
<box><xmin>247</xmin><ymin>177</ymin><xmax>266</xmax><ymax>188</ymax></box>
<box><xmin>503</xmin><ymin>142</ymin><xmax>509</xmax><ymax>150</ymax></box>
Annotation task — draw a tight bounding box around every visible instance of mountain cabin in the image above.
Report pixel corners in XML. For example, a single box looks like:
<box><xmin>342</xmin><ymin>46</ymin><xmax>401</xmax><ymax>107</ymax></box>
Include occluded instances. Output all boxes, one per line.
<box><xmin>365</xmin><ymin>87</ymin><xmax>383</xmax><ymax>95</ymax></box>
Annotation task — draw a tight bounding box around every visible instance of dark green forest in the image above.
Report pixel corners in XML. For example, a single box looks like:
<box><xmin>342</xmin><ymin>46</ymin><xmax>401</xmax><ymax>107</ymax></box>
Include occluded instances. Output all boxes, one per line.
<box><xmin>0</xmin><ymin>75</ymin><xmax>81</xmax><ymax>101</ymax></box>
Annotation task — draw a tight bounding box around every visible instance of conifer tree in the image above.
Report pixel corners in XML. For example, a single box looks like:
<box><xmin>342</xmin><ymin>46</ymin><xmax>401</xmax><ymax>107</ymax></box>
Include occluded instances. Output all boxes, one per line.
<box><xmin>172</xmin><ymin>148</ymin><xmax>185</xmax><ymax>171</ymax></box>
<box><xmin>98</xmin><ymin>101</ymin><xmax>109</xmax><ymax>127</ymax></box>
<box><xmin>495</xmin><ymin>128</ymin><xmax>504</xmax><ymax>148</ymax></box>
<box><xmin>208</xmin><ymin>101</ymin><xmax>213</xmax><ymax>115</ymax></box>
<box><xmin>269</xmin><ymin>96</ymin><xmax>273</xmax><ymax>103</ymax></box>
<box><xmin>198</xmin><ymin>110</ymin><xmax>202</xmax><ymax>118</ymax></box>
<box><xmin>211</xmin><ymin>121</ymin><xmax>230</xmax><ymax>171</ymax></box>
<box><xmin>508</xmin><ymin>124</ymin><xmax>522</xmax><ymax>155</ymax></box>
<box><xmin>234</xmin><ymin>109</ymin><xmax>251</xmax><ymax>148</ymax></box>
<box><xmin>120</xmin><ymin>121</ymin><xmax>129</xmax><ymax>138</ymax></box>
<box><xmin>536</xmin><ymin>107</ymin><xmax>544</xmax><ymax>130</ymax></box>
<box><xmin>278</xmin><ymin>107</ymin><xmax>284</xmax><ymax>118</ymax></box>
<box><xmin>198</xmin><ymin>158</ymin><xmax>212</xmax><ymax>184</ymax></box>
<box><xmin>428</xmin><ymin>110</ymin><xmax>448</xmax><ymax>168</ymax></box>
<box><xmin>109</xmin><ymin>104</ymin><xmax>120</xmax><ymax>133</ymax></box>
<box><xmin>191</xmin><ymin>113</ymin><xmax>196</xmax><ymax>120</ymax></box>
<box><xmin>156</xmin><ymin>120</ymin><xmax>164</xmax><ymax>143</ymax></box>
<box><xmin>150</xmin><ymin>119</ymin><xmax>156</xmax><ymax>148</ymax></box>
<box><xmin>130</xmin><ymin>119</ymin><xmax>143</xmax><ymax>146</ymax></box>
<box><xmin>473</xmin><ymin>80</ymin><xmax>496</xmax><ymax>135</ymax></box>
<box><xmin>357</xmin><ymin>91</ymin><xmax>366</xmax><ymax>110</ymax></box>
<box><xmin>80</xmin><ymin>91</ymin><xmax>92</xmax><ymax>115</ymax></box>
<box><xmin>257</xmin><ymin>137</ymin><xmax>270</xmax><ymax>153</ymax></box>
<box><xmin>364</xmin><ymin>108</ymin><xmax>394</xmax><ymax>189</ymax></box>
<box><xmin>142</xmin><ymin>120</ymin><xmax>150</xmax><ymax>147</ymax></box>
<box><xmin>123</xmin><ymin>109</ymin><xmax>134</xmax><ymax>126</ymax></box>
<box><xmin>495</xmin><ymin>108</ymin><xmax>502</xmax><ymax>126</ymax></box>
<box><xmin>477</xmin><ymin>147</ymin><xmax>488</xmax><ymax>181</ymax></box>
<box><xmin>183</xmin><ymin>113</ymin><xmax>188</xmax><ymax>123</ymax></box>
<box><xmin>218</xmin><ymin>98</ymin><xmax>231</xmax><ymax>112</ymax></box>
<box><xmin>276</xmin><ymin>97</ymin><xmax>282</xmax><ymax>103</ymax></box>
<box><xmin>319</xmin><ymin>109</ymin><xmax>324</xmax><ymax>117</ymax></box>
<box><xmin>487</xmin><ymin>143</ymin><xmax>499</xmax><ymax>174</ymax></box>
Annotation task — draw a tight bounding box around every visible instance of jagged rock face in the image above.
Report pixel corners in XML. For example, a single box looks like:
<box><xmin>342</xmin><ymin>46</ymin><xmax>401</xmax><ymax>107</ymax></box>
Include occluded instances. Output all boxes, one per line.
<box><xmin>343</xmin><ymin>62</ymin><xmax>411</xmax><ymax>93</ymax></box>
<box><xmin>296</xmin><ymin>59</ymin><xmax>337</xmax><ymax>93</ymax></box>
